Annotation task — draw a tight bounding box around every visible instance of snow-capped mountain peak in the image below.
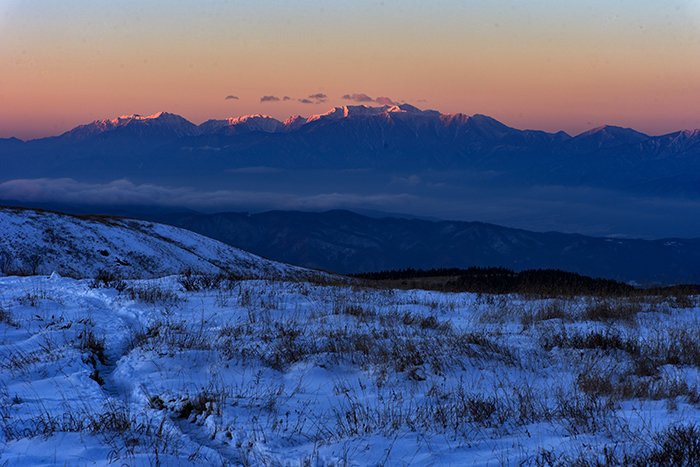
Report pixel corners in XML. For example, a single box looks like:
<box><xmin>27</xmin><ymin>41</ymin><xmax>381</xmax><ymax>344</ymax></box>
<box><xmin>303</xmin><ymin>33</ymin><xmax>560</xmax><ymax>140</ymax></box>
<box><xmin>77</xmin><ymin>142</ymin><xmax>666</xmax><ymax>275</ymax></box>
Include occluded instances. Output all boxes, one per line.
<box><xmin>386</xmin><ymin>103</ymin><xmax>424</xmax><ymax>114</ymax></box>
<box><xmin>39</xmin><ymin>105</ymin><xmax>699</xmax><ymax>164</ymax></box>
<box><xmin>116</xmin><ymin>111</ymin><xmax>166</xmax><ymax>121</ymax></box>
<box><xmin>305</xmin><ymin>103</ymin><xmax>440</xmax><ymax>124</ymax></box>
<box><xmin>198</xmin><ymin>114</ymin><xmax>284</xmax><ymax>134</ymax></box>
<box><xmin>573</xmin><ymin>125</ymin><xmax>650</xmax><ymax>146</ymax></box>
<box><xmin>52</xmin><ymin>104</ymin><xmax>529</xmax><ymax>141</ymax></box>
<box><xmin>283</xmin><ymin>115</ymin><xmax>307</xmax><ymax>130</ymax></box>
<box><xmin>576</xmin><ymin>124</ymin><xmax>648</xmax><ymax>139</ymax></box>
<box><xmin>62</xmin><ymin>112</ymin><xmax>199</xmax><ymax>139</ymax></box>
<box><xmin>678</xmin><ymin>128</ymin><xmax>700</xmax><ymax>139</ymax></box>
<box><xmin>305</xmin><ymin>106</ymin><xmax>351</xmax><ymax>123</ymax></box>
<box><xmin>104</xmin><ymin>111</ymin><xmax>191</xmax><ymax>127</ymax></box>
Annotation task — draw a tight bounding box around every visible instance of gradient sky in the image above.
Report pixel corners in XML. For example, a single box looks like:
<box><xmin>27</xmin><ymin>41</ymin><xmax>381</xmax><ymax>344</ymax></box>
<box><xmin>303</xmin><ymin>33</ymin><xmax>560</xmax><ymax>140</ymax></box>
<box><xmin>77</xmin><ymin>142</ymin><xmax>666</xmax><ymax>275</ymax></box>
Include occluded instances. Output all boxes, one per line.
<box><xmin>1</xmin><ymin>0</ymin><xmax>700</xmax><ymax>139</ymax></box>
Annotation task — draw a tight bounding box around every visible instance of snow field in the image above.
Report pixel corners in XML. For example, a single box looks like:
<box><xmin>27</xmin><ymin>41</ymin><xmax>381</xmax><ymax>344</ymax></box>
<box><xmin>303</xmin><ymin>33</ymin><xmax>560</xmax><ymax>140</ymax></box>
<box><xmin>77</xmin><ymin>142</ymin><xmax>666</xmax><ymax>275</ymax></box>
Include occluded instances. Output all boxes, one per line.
<box><xmin>0</xmin><ymin>274</ymin><xmax>698</xmax><ymax>465</ymax></box>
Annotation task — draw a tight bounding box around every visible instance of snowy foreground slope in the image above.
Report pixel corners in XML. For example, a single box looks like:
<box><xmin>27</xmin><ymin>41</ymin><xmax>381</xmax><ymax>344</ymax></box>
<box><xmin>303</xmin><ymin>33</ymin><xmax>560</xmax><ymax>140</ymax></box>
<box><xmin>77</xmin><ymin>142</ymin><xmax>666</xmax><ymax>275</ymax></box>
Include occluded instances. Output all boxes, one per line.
<box><xmin>0</xmin><ymin>207</ymin><xmax>309</xmax><ymax>279</ymax></box>
<box><xmin>1</xmin><ymin>273</ymin><xmax>698</xmax><ymax>465</ymax></box>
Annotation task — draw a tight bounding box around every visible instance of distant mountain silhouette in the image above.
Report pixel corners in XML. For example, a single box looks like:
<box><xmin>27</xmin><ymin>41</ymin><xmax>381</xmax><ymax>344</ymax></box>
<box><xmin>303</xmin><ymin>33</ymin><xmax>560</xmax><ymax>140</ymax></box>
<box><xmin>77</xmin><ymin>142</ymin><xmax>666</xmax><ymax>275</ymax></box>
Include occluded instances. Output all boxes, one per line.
<box><xmin>2</xmin><ymin>104</ymin><xmax>699</xmax><ymax>196</ymax></box>
<box><xmin>156</xmin><ymin>209</ymin><xmax>700</xmax><ymax>285</ymax></box>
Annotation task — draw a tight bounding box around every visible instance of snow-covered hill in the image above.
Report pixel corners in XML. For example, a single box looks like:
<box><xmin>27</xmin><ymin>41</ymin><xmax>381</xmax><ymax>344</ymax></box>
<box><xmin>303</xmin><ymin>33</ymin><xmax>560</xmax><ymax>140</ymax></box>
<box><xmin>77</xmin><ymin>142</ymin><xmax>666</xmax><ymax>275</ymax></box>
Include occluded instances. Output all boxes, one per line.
<box><xmin>0</xmin><ymin>207</ymin><xmax>697</xmax><ymax>465</ymax></box>
<box><xmin>0</xmin><ymin>206</ymin><xmax>309</xmax><ymax>279</ymax></box>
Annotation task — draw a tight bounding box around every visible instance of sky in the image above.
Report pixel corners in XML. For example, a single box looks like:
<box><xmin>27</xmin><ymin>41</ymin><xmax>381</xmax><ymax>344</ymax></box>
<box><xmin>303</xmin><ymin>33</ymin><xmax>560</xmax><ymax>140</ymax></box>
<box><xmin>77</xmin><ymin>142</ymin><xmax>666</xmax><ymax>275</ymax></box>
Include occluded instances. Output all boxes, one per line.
<box><xmin>1</xmin><ymin>0</ymin><xmax>700</xmax><ymax>139</ymax></box>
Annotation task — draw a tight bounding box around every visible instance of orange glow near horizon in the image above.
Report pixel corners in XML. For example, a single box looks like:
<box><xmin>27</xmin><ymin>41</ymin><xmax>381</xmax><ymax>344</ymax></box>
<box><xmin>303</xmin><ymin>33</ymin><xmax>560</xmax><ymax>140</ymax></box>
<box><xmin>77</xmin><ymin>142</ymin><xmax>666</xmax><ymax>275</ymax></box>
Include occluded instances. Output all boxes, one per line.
<box><xmin>1</xmin><ymin>0</ymin><xmax>700</xmax><ymax>139</ymax></box>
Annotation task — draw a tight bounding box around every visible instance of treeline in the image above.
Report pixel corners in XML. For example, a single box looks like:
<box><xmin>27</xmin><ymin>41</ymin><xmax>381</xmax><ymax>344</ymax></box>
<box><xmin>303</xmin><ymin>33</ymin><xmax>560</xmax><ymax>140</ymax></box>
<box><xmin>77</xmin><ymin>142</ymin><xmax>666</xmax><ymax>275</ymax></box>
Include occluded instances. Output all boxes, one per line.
<box><xmin>355</xmin><ymin>267</ymin><xmax>516</xmax><ymax>281</ymax></box>
<box><xmin>353</xmin><ymin>267</ymin><xmax>700</xmax><ymax>296</ymax></box>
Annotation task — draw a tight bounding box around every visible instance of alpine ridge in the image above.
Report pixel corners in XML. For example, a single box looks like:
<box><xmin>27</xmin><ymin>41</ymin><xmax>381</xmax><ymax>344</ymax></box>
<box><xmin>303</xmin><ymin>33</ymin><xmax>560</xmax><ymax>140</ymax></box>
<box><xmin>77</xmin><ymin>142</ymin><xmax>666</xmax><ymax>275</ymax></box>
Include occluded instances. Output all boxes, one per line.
<box><xmin>2</xmin><ymin>104</ymin><xmax>700</xmax><ymax>238</ymax></box>
<box><xmin>10</xmin><ymin>104</ymin><xmax>691</xmax><ymax>141</ymax></box>
<box><xmin>9</xmin><ymin>104</ymin><xmax>699</xmax><ymax>155</ymax></box>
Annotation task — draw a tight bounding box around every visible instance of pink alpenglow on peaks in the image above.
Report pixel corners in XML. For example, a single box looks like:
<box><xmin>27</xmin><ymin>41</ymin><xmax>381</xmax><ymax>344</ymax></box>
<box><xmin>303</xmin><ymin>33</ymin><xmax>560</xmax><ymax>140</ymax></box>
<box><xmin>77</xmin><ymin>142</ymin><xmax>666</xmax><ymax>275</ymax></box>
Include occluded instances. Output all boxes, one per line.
<box><xmin>283</xmin><ymin>115</ymin><xmax>307</xmax><ymax>131</ymax></box>
<box><xmin>62</xmin><ymin>111</ymin><xmax>200</xmax><ymax>140</ymax></box>
<box><xmin>34</xmin><ymin>103</ymin><xmax>700</xmax><ymax>145</ymax></box>
<box><xmin>198</xmin><ymin>114</ymin><xmax>285</xmax><ymax>134</ymax></box>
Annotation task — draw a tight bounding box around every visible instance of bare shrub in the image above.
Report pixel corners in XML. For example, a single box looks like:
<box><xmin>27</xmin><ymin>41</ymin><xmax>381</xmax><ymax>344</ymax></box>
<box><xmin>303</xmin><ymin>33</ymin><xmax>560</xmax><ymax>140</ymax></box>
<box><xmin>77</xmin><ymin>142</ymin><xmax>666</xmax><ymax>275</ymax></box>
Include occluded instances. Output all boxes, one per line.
<box><xmin>2</xmin><ymin>400</ymin><xmax>133</xmax><ymax>441</ymax></box>
<box><xmin>75</xmin><ymin>323</ymin><xmax>104</xmax><ymax>356</ymax></box>
<box><xmin>86</xmin><ymin>400</ymin><xmax>134</xmax><ymax>434</ymax></box>
<box><xmin>216</xmin><ymin>310</ymin><xmax>514</xmax><ymax>379</ymax></box>
<box><xmin>76</xmin><ymin>324</ymin><xmax>107</xmax><ymax>385</ymax></box>
<box><xmin>630</xmin><ymin>328</ymin><xmax>700</xmax><ymax>377</ymax></box>
<box><xmin>27</xmin><ymin>254</ymin><xmax>42</xmax><ymax>275</ymax></box>
<box><xmin>125</xmin><ymin>286</ymin><xmax>180</xmax><ymax>305</ymax></box>
<box><xmin>0</xmin><ymin>305</ymin><xmax>15</xmax><ymax>326</ymax></box>
<box><xmin>130</xmin><ymin>320</ymin><xmax>210</xmax><ymax>353</ymax></box>
<box><xmin>446</xmin><ymin>390</ymin><xmax>499</xmax><ymax>426</ymax></box>
<box><xmin>263</xmin><ymin>323</ymin><xmax>306</xmax><ymax>371</ymax></box>
<box><xmin>509</xmin><ymin>381</ymin><xmax>548</xmax><ymax>425</ymax></box>
<box><xmin>577</xmin><ymin>370</ymin><xmax>699</xmax><ymax>403</ymax></box>
<box><xmin>178</xmin><ymin>268</ymin><xmax>239</xmax><ymax>292</ymax></box>
<box><xmin>91</xmin><ymin>269</ymin><xmax>127</xmax><ymax>291</ymax></box>
<box><xmin>2</xmin><ymin>399</ymin><xmax>178</xmax><ymax>466</ymax></box>
<box><xmin>539</xmin><ymin>327</ymin><xmax>638</xmax><ymax>355</ymax></box>
<box><xmin>534</xmin><ymin>445</ymin><xmax>637</xmax><ymax>466</ymax></box>
<box><xmin>1</xmin><ymin>347</ymin><xmax>46</xmax><ymax>372</ymax></box>
<box><xmin>487</xmin><ymin>422</ymin><xmax>700</xmax><ymax>466</ymax></box>
<box><xmin>0</xmin><ymin>250</ymin><xmax>12</xmax><ymax>275</ymax></box>
<box><xmin>664</xmin><ymin>329</ymin><xmax>700</xmax><ymax>368</ymax></box>
<box><xmin>583</xmin><ymin>300</ymin><xmax>639</xmax><ymax>323</ymax></box>
<box><xmin>665</xmin><ymin>293</ymin><xmax>695</xmax><ymax>309</ymax></box>
<box><xmin>331</xmin><ymin>379</ymin><xmax>546</xmax><ymax>441</ymax></box>
<box><xmin>17</xmin><ymin>289</ymin><xmax>49</xmax><ymax>307</ymax></box>
<box><xmin>177</xmin><ymin>387</ymin><xmax>227</xmax><ymax>420</ymax></box>
<box><xmin>237</xmin><ymin>288</ymin><xmax>253</xmax><ymax>307</ymax></box>
<box><xmin>554</xmin><ymin>387</ymin><xmax>617</xmax><ymax>435</ymax></box>
<box><xmin>644</xmin><ymin>424</ymin><xmax>700</xmax><ymax>466</ymax></box>
<box><xmin>335</xmin><ymin>304</ymin><xmax>376</xmax><ymax>321</ymax></box>
<box><xmin>522</xmin><ymin>301</ymin><xmax>569</xmax><ymax>327</ymax></box>
<box><xmin>377</xmin><ymin>310</ymin><xmax>452</xmax><ymax>333</ymax></box>
<box><xmin>0</xmin><ymin>252</ymin><xmax>43</xmax><ymax>276</ymax></box>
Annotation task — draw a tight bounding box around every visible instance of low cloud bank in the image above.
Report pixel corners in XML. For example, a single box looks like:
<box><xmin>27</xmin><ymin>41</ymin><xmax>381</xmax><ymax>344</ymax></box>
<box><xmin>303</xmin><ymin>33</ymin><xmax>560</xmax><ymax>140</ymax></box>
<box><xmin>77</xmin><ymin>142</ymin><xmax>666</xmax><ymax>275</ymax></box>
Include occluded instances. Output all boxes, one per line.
<box><xmin>0</xmin><ymin>178</ymin><xmax>416</xmax><ymax>212</ymax></box>
<box><xmin>1</xmin><ymin>177</ymin><xmax>699</xmax><ymax>238</ymax></box>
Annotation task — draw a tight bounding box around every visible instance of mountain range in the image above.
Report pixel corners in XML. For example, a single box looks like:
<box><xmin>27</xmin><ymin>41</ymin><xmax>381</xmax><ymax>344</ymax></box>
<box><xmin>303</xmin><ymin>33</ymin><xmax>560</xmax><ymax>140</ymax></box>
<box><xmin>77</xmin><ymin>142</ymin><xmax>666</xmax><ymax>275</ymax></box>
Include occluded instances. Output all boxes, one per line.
<box><xmin>2</xmin><ymin>104</ymin><xmax>700</xmax><ymax>238</ymax></box>
<box><xmin>0</xmin><ymin>204</ymin><xmax>697</xmax><ymax>284</ymax></box>
<box><xmin>155</xmin><ymin>209</ymin><xmax>700</xmax><ymax>285</ymax></box>
<box><xmin>2</xmin><ymin>104</ymin><xmax>699</xmax><ymax>191</ymax></box>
